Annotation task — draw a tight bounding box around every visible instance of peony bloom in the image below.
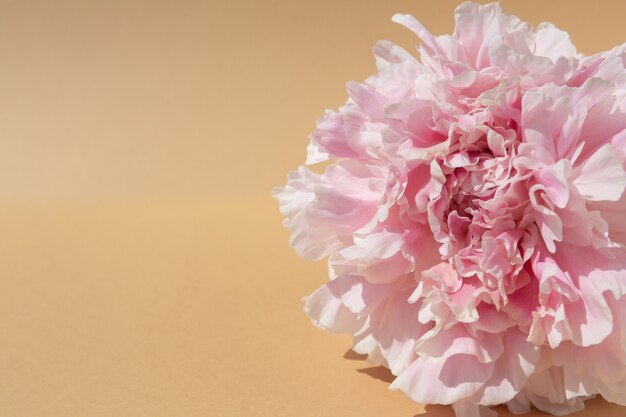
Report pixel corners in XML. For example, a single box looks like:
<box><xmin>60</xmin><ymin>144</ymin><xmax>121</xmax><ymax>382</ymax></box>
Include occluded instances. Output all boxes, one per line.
<box><xmin>274</xmin><ymin>2</ymin><xmax>626</xmax><ymax>416</ymax></box>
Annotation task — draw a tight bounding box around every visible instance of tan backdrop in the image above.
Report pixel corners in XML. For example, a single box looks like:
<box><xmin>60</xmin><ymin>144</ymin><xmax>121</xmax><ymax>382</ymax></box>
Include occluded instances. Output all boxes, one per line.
<box><xmin>1</xmin><ymin>1</ymin><xmax>625</xmax><ymax>416</ymax></box>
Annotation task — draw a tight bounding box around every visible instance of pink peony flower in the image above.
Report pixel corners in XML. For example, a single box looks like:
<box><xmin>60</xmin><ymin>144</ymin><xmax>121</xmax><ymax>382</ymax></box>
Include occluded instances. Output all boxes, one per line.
<box><xmin>274</xmin><ymin>2</ymin><xmax>626</xmax><ymax>416</ymax></box>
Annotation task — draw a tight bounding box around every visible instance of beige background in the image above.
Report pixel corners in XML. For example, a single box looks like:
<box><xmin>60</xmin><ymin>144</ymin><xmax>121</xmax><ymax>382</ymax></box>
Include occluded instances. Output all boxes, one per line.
<box><xmin>0</xmin><ymin>1</ymin><xmax>626</xmax><ymax>416</ymax></box>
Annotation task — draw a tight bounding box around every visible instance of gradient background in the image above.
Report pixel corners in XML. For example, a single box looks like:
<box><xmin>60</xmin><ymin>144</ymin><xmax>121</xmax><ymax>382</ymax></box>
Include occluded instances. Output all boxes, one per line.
<box><xmin>1</xmin><ymin>1</ymin><xmax>626</xmax><ymax>416</ymax></box>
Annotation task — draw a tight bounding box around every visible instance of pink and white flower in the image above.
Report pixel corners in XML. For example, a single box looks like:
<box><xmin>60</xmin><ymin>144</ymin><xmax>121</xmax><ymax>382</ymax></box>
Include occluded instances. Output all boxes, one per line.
<box><xmin>275</xmin><ymin>2</ymin><xmax>626</xmax><ymax>416</ymax></box>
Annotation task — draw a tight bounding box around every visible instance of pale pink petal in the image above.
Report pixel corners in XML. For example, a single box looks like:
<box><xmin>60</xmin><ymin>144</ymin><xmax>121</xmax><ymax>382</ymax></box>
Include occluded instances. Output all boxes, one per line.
<box><xmin>573</xmin><ymin>144</ymin><xmax>626</xmax><ymax>201</ymax></box>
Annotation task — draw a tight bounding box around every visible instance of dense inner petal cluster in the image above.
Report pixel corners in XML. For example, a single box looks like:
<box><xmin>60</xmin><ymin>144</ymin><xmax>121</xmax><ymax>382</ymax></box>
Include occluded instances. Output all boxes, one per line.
<box><xmin>275</xmin><ymin>2</ymin><xmax>626</xmax><ymax>416</ymax></box>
